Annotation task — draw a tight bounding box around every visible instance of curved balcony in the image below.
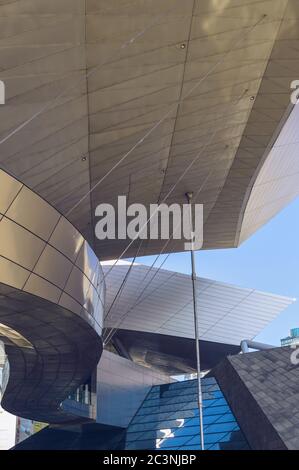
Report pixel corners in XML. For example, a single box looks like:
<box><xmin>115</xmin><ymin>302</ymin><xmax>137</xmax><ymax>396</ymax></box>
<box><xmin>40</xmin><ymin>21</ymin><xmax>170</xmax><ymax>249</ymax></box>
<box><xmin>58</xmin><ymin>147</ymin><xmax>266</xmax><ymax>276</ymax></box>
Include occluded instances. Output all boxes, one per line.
<box><xmin>0</xmin><ymin>169</ymin><xmax>104</xmax><ymax>423</ymax></box>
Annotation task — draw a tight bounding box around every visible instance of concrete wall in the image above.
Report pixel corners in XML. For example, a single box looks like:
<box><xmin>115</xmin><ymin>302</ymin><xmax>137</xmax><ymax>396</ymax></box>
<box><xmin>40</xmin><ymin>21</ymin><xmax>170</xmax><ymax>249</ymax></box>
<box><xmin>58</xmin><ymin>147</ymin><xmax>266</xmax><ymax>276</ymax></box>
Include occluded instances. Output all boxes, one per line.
<box><xmin>97</xmin><ymin>351</ymin><xmax>170</xmax><ymax>428</ymax></box>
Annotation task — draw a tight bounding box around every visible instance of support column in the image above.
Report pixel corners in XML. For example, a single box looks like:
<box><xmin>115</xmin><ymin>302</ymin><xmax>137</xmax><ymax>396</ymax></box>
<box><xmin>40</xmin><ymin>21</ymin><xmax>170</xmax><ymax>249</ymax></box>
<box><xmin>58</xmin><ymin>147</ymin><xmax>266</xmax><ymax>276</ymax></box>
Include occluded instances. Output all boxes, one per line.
<box><xmin>185</xmin><ymin>192</ymin><xmax>205</xmax><ymax>451</ymax></box>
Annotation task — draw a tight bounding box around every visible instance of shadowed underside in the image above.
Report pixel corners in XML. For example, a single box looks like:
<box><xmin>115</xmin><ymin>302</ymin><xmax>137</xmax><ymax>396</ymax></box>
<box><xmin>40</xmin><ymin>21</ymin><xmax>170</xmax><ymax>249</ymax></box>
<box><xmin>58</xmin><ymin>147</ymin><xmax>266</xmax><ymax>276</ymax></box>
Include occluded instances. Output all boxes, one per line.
<box><xmin>1</xmin><ymin>286</ymin><xmax>102</xmax><ymax>424</ymax></box>
<box><xmin>0</xmin><ymin>0</ymin><xmax>298</xmax><ymax>430</ymax></box>
<box><xmin>0</xmin><ymin>1</ymin><xmax>298</xmax><ymax>259</ymax></box>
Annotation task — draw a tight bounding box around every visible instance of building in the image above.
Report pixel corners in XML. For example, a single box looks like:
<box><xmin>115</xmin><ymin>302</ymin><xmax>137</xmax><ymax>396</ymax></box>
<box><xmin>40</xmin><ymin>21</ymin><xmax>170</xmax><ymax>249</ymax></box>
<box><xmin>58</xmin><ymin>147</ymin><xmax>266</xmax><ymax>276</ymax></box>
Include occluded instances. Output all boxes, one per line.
<box><xmin>12</xmin><ymin>347</ymin><xmax>299</xmax><ymax>451</ymax></box>
<box><xmin>102</xmin><ymin>261</ymin><xmax>294</xmax><ymax>374</ymax></box>
<box><xmin>0</xmin><ymin>0</ymin><xmax>299</xmax><ymax>450</ymax></box>
<box><xmin>281</xmin><ymin>328</ymin><xmax>299</xmax><ymax>347</ymax></box>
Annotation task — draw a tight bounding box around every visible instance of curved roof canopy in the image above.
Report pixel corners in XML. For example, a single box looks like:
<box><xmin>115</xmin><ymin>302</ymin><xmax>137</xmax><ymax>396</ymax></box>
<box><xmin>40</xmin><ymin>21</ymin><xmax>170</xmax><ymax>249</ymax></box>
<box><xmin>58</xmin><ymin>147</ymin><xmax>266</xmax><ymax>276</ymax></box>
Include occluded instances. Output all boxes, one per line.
<box><xmin>0</xmin><ymin>0</ymin><xmax>299</xmax><ymax>258</ymax></box>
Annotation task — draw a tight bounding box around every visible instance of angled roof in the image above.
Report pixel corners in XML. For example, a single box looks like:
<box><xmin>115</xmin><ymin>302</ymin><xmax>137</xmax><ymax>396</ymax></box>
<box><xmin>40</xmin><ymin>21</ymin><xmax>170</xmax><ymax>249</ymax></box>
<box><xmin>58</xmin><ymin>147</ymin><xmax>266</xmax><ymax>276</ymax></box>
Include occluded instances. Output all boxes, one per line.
<box><xmin>103</xmin><ymin>261</ymin><xmax>294</xmax><ymax>346</ymax></box>
<box><xmin>239</xmin><ymin>103</ymin><xmax>299</xmax><ymax>244</ymax></box>
<box><xmin>213</xmin><ymin>347</ymin><xmax>299</xmax><ymax>450</ymax></box>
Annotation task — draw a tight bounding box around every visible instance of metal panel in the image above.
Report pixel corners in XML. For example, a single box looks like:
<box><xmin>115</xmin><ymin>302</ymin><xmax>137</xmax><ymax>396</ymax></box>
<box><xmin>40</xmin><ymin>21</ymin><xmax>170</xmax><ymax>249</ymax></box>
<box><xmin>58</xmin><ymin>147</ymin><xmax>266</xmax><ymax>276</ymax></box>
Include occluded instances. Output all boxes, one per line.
<box><xmin>103</xmin><ymin>261</ymin><xmax>294</xmax><ymax>345</ymax></box>
<box><xmin>97</xmin><ymin>351</ymin><xmax>170</xmax><ymax>428</ymax></box>
<box><xmin>23</xmin><ymin>273</ymin><xmax>61</xmax><ymax>304</ymax></box>
<box><xmin>0</xmin><ymin>171</ymin><xmax>104</xmax><ymax>325</ymax></box>
<box><xmin>34</xmin><ymin>244</ymin><xmax>73</xmax><ymax>289</ymax></box>
<box><xmin>0</xmin><ymin>170</ymin><xmax>22</xmax><ymax>215</ymax></box>
<box><xmin>0</xmin><ymin>1</ymin><xmax>297</xmax><ymax>258</ymax></box>
<box><xmin>240</xmin><ymin>103</ymin><xmax>299</xmax><ymax>243</ymax></box>
<box><xmin>6</xmin><ymin>186</ymin><xmax>60</xmax><ymax>240</ymax></box>
<box><xmin>0</xmin><ymin>256</ymin><xmax>29</xmax><ymax>290</ymax></box>
<box><xmin>49</xmin><ymin>217</ymin><xmax>84</xmax><ymax>262</ymax></box>
<box><xmin>0</xmin><ymin>217</ymin><xmax>46</xmax><ymax>270</ymax></box>
<box><xmin>0</xmin><ymin>170</ymin><xmax>104</xmax><ymax>424</ymax></box>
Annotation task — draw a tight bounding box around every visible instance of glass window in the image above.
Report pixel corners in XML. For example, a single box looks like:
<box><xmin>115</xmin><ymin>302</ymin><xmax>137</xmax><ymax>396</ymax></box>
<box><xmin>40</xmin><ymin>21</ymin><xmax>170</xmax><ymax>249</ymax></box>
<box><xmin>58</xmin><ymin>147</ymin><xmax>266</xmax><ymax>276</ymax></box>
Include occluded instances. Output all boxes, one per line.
<box><xmin>125</xmin><ymin>377</ymin><xmax>249</xmax><ymax>451</ymax></box>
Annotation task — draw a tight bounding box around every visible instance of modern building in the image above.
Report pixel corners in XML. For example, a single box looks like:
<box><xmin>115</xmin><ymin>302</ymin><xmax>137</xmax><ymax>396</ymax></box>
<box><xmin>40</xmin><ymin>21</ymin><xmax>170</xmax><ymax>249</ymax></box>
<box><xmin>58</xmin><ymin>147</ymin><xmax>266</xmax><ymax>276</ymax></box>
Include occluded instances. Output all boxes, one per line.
<box><xmin>0</xmin><ymin>0</ymin><xmax>299</xmax><ymax>451</ymax></box>
<box><xmin>102</xmin><ymin>261</ymin><xmax>294</xmax><ymax>374</ymax></box>
<box><xmin>281</xmin><ymin>328</ymin><xmax>299</xmax><ymax>347</ymax></box>
<box><xmin>11</xmin><ymin>347</ymin><xmax>299</xmax><ymax>451</ymax></box>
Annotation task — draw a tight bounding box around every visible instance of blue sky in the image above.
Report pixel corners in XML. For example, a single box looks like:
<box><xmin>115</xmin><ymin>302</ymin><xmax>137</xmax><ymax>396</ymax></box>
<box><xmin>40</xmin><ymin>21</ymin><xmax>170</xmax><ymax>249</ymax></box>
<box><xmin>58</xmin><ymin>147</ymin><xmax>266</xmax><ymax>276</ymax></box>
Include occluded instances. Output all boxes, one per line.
<box><xmin>136</xmin><ymin>197</ymin><xmax>299</xmax><ymax>346</ymax></box>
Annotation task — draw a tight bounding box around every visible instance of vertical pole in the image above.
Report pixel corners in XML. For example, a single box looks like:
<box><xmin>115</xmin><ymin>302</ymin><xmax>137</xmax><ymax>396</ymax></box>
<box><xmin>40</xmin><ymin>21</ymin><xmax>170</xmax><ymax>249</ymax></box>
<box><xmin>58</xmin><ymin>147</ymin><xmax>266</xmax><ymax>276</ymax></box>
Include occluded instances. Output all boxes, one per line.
<box><xmin>185</xmin><ymin>192</ymin><xmax>205</xmax><ymax>450</ymax></box>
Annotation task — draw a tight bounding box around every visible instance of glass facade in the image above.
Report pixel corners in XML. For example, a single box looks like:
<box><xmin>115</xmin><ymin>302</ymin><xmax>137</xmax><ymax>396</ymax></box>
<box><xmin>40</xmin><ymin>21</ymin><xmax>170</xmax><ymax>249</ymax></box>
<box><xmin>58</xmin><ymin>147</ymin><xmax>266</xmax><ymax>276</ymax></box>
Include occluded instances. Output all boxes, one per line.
<box><xmin>125</xmin><ymin>377</ymin><xmax>249</xmax><ymax>450</ymax></box>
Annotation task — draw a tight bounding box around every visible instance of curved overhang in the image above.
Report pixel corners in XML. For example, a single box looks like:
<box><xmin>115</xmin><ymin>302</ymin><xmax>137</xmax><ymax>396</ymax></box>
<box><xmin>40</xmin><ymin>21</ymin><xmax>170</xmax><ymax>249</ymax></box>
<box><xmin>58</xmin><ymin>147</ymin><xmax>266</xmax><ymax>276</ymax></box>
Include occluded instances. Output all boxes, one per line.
<box><xmin>103</xmin><ymin>261</ymin><xmax>294</xmax><ymax>373</ymax></box>
<box><xmin>238</xmin><ymin>102</ymin><xmax>299</xmax><ymax>244</ymax></box>
<box><xmin>0</xmin><ymin>169</ymin><xmax>104</xmax><ymax>423</ymax></box>
<box><xmin>108</xmin><ymin>329</ymin><xmax>241</xmax><ymax>375</ymax></box>
<box><xmin>0</xmin><ymin>1</ymin><xmax>298</xmax><ymax>259</ymax></box>
<box><xmin>0</xmin><ymin>287</ymin><xmax>102</xmax><ymax>424</ymax></box>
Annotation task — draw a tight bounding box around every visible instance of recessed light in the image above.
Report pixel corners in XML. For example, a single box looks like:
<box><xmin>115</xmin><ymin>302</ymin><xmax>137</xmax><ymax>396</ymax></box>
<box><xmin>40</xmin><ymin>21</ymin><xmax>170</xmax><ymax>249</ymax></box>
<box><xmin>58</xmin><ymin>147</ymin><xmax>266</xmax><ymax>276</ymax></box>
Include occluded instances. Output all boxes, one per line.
<box><xmin>81</xmin><ymin>155</ymin><xmax>87</xmax><ymax>161</ymax></box>
<box><xmin>250</xmin><ymin>95</ymin><xmax>255</xmax><ymax>101</ymax></box>
<box><xmin>180</xmin><ymin>43</ymin><xmax>186</xmax><ymax>49</ymax></box>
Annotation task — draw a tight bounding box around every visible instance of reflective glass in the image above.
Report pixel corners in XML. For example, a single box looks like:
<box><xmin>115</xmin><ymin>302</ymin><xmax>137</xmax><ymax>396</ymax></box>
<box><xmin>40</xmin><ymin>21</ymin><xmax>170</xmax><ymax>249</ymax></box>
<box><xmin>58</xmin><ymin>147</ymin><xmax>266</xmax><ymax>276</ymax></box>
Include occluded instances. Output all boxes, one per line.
<box><xmin>125</xmin><ymin>377</ymin><xmax>250</xmax><ymax>450</ymax></box>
